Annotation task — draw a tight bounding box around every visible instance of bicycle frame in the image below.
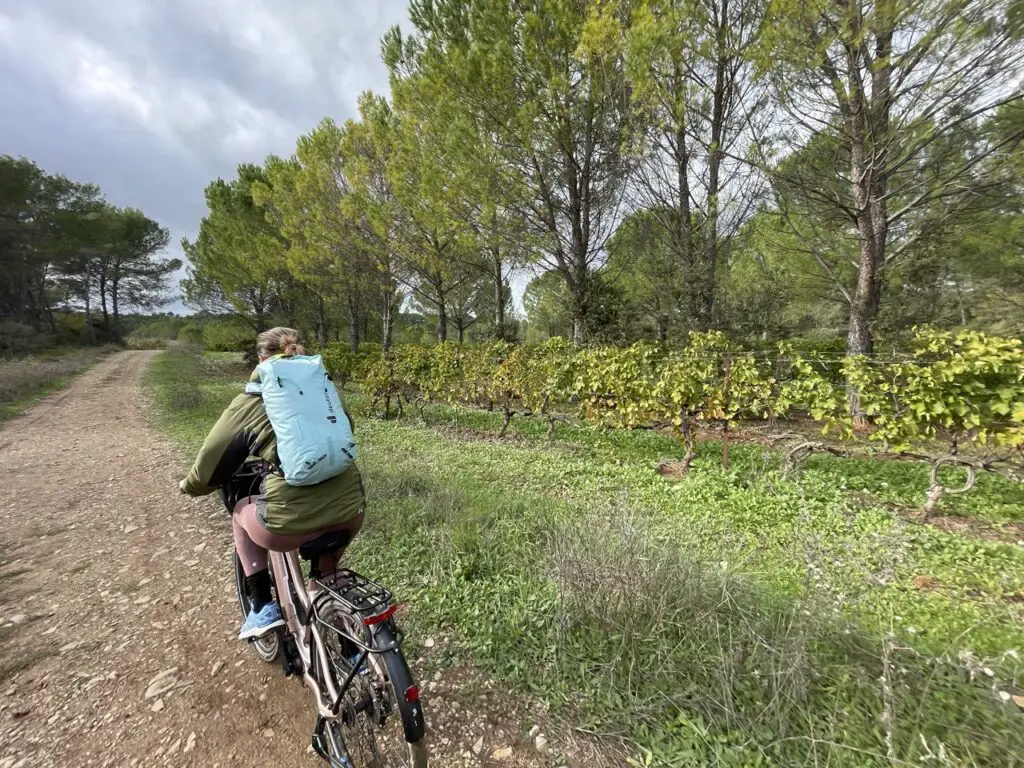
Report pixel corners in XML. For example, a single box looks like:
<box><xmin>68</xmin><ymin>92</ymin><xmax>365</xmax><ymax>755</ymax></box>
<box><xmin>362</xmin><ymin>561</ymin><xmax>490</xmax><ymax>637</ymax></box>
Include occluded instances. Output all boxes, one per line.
<box><xmin>271</xmin><ymin>549</ymin><xmax>343</xmax><ymax>719</ymax></box>
<box><xmin>270</xmin><ymin>550</ymin><xmax>402</xmax><ymax>721</ymax></box>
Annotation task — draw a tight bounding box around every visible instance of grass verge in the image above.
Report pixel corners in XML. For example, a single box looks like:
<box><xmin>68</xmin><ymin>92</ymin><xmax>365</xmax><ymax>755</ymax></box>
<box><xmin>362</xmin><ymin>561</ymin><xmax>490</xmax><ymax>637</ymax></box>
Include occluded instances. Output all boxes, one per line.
<box><xmin>150</xmin><ymin>348</ymin><xmax>1024</xmax><ymax>766</ymax></box>
<box><xmin>0</xmin><ymin>345</ymin><xmax>118</xmax><ymax>423</ymax></box>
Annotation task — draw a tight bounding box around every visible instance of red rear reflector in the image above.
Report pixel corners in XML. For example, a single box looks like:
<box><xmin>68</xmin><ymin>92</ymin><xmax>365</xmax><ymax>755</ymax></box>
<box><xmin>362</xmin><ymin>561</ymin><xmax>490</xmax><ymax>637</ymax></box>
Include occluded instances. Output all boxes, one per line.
<box><xmin>362</xmin><ymin>604</ymin><xmax>398</xmax><ymax>626</ymax></box>
<box><xmin>404</xmin><ymin>685</ymin><xmax>419</xmax><ymax>703</ymax></box>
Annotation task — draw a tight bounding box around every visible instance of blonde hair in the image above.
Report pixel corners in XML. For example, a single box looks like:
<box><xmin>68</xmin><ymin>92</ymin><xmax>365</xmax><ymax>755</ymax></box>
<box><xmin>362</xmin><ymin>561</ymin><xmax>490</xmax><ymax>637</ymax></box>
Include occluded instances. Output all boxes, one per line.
<box><xmin>255</xmin><ymin>327</ymin><xmax>305</xmax><ymax>359</ymax></box>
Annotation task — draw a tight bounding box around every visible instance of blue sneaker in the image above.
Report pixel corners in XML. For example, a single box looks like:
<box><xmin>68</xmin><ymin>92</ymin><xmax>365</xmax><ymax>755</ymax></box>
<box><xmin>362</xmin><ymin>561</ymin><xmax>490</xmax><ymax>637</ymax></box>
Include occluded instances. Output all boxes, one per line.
<box><xmin>239</xmin><ymin>602</ymin><xmax>285</xmax><ymax>640</ymax></box>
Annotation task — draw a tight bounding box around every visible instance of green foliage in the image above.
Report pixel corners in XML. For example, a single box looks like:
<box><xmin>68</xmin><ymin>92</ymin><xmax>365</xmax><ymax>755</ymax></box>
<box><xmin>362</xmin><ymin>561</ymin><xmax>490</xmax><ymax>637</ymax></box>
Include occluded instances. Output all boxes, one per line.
<box><xmin>319</xmin><ymin>342</ymin><xmax>376</xmax><ymax>390</ymax></box>
<box><xmin>1</xmin><ymin>155</ymin><xmax>175</xmax><ymax>341</ymax></box>
<box><xmin>181</xmin><ymin>164</ymin><xmax>287</xmax><ymax>330</ymax></box>
<box><xmin>151</xmin><ymin>350</ymin><xmax>1024</xmax><ymax>766</ymax></box>
<box><xmin>343</xmin><ymin>328</ymin><xmax>1024</xmax><ymax>467</ymax></box>
<box><xmin>848</xmin><ymin>328</ymin><xmax>1024</xmax><ymax>451</ymax></box>
<box><xmin>176</xmin><ymin>324</ymin><xmax>204</xmax><ymax>345</ymax></box>
<box><xmin>200</xmin><ymin>321</ymin><xmax>253</xmax><ymax>354</ymax></box>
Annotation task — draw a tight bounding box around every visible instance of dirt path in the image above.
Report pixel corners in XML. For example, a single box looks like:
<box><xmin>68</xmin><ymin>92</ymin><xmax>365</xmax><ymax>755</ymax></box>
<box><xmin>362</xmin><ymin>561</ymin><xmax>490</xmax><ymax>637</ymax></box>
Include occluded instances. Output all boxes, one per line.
<box><xmin>0</xmin><ymin>352</ymin><xmax>563</xmax><ymax>768</ymax></box>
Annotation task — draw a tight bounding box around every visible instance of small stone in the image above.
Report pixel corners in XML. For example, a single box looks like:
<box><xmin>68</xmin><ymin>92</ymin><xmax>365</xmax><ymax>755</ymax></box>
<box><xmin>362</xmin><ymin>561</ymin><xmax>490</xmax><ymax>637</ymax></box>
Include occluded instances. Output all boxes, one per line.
<box><xmin>262</xmin><ymin>728</ymin><xmax>275</xmax><ymax>739</ymax></box>
<box><xmin>123</xmin><ymin>525</ymin><xmax>139</xmax><ymax>534</ymax></box>
<box><xmin>528</xmin><ymin>725</ymin><xmax>541</xmax><ymax>739</ymax></box>
<box><xmin>167</xmin><ymin>738</ymin><xmax>182</xmax><ymax>756</ymax></box>
<box><xmin>535</xmin><ymin>735</ymin><xmax>548</xmax><ymax>753</ymax></box>
<box><xmin>424</xmin><ymin>637</ymin><xmax>435</xmax><ymax>649</ymax></box>
<box><xmin>472</xmin><ymin>736</ymin><xmax>484</xmax><ymax>756</ymax></box>
<box><xmin>194</xmin><ymin>542</ymin><xmax>207</xmax><ymax>553</ymax></box>
<box><xmin>59</xmin><ymin>640</ymin><xmax>83</xmax><ymax>653</ymax></box>
<box><xmin>150</xmin><ymin>699</ymin><xmax>165</xmax><ymax>713</ymax></box>
<box><xmin>9</xmin><ymin>614</ymin><xmax>27</xmax><ymax>625</ymax></box>
<box><xmin>145</xmin><ymin>667</ymin><xmax>179</xmax><ymax>699</ymax></box>
<box><xmin>150</xmin><ymin>667</ymin><xmax>179</xmax><ymax>683</ymax></box>
<box><xmin>211</xmin><ymin>660</ymin><xmax>225</xmax><ymax>677</ymax></box>
<box><xmin>184</xmin><ymin>732</ymin><xmax>197</xmax><ymax>754</ymax></box>
<box><xmin>432</xmin><ymin>671</ymin><xmax>442</xmax><ymax>682</ymax></box>
<box><xmin>491</xmin><ymin>746</ymin><xmax>513</xmax><ymax>760</ymax></box>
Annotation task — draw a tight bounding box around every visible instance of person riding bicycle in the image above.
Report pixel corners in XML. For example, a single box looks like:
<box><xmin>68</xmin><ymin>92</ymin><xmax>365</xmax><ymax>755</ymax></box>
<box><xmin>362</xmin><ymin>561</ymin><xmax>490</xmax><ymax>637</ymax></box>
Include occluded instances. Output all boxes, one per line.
<box><xmin>178</xmin><ymin>327</ymin><xmax>365</xmax><ymax>640</ymax></box>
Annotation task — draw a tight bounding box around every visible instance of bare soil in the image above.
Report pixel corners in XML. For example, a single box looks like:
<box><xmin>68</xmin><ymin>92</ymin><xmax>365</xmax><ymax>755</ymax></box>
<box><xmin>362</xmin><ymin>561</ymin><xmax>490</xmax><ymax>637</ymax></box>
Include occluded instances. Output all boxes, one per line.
<box><xmin>0</xmin><ymin>352</ymin><xmax>572</xmax><ymax>768</ymax></box>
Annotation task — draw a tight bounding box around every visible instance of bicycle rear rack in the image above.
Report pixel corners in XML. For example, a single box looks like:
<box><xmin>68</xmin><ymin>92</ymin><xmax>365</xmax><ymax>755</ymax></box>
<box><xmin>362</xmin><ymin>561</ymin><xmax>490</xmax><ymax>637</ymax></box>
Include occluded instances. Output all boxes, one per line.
<box><xmin>313</xmin><ymin>568</ymin><xmax>399</xmax><ymax>633</ymax></box>
<box><xmin>309</xmin><ymin>567</ymin><xmax>405</xmax><ymax>716</ymax></box>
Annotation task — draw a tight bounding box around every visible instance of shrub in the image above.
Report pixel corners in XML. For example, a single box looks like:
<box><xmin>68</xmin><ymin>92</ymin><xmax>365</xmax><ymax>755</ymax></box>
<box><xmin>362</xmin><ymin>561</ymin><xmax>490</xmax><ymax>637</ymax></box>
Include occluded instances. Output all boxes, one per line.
<box><xmin>201</xmin><ymin>321</ymin><xmax>253</xmax><ymax>353</ymax></box>
<box><xmin>176</xmin><ymin>323</ymin><xmax>205</xmax><ymax>345</ymax></box>
<box><xmin>0</xmin><ymin>321</ymin><xmax>42</xmax><ymax>356</ymax></box>
<box><xmin>0</xmin><ymin>347</ymin><xmax>112</xmax><ymax>407</ymax></box>
<box><xmin>124</xmin><ymin>336</ymin><xmax>168</xmax><ymax>350</ymax></box>
<box><xmin>320</xmin><ymin>343</ymin><xmax>374</xmax><ymax>390</ymax></box>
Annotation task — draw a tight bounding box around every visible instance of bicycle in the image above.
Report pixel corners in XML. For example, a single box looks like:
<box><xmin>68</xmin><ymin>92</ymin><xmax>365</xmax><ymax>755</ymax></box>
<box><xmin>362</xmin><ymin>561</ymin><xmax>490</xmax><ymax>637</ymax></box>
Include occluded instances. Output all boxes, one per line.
<box><xmin>226</xmin><ymin>462</ymin><xmax>428</xmax><ymax>767</ymax></box>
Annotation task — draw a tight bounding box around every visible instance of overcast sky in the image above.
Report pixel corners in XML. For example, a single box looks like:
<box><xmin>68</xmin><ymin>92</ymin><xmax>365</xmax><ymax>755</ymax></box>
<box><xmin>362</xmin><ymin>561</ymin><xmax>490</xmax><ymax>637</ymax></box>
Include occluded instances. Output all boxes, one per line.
<box><xmin>0</xmin><ymin>0</ymin><xmax>410</xmax><ymax>313</ymax></box>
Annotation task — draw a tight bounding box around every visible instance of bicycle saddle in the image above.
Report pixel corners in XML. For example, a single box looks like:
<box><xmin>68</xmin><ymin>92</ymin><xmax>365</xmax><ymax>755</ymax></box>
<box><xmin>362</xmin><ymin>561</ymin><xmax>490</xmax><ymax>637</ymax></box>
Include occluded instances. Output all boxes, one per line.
<box><xmin>298</xmin><ymin>530</ymin><xmax>352</xmax><ymax>561</ymax></box>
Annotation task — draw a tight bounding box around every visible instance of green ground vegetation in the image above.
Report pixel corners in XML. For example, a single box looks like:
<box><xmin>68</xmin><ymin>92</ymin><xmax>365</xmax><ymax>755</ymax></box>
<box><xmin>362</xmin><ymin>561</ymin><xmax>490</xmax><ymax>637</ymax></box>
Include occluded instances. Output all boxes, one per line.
<box><xmin>148</xmin><ymin>346</ymin><xmax>1024</xmax><ymax>767</ymax></box>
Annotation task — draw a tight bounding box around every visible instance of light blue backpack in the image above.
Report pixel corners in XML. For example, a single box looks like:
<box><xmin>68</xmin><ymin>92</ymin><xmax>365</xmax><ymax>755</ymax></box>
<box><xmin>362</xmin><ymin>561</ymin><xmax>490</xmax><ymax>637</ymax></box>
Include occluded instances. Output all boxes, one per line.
<box><xmin>245</xmin><ymin>354</ymin><xmax>356</xmax><ymax>486</ymax></box>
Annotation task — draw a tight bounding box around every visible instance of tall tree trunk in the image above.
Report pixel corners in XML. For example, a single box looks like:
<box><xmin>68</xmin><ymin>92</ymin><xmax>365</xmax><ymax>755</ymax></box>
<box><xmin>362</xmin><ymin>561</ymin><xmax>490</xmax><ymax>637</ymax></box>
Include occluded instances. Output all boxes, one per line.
<box><xmin>844</xmin><ymin>8</ymin><xmax>893</xmax><ymax>421</ymax></box>
<box><xmin>436</xmin><ymin>298</ymin><xmax>448</xmax><ymax>343</ymax></box>
<box><xmin>349</xmin><ymin>318</ymin><xmax>360</xmax><ymax>353</ymax></box>
<box><xmin>457</xmin><ymin>323</ymin><xmax>465</xmax><ymax>343</ymax></box>
<box><xmin>570</xmin><ymin>281</ymin><xmax>587</xmax><ymax>346</ymax></box>
<box><xmin>381</xmin><ymin>286</ymin><xmax>395</xmax><ymax>353</ymax></box>
<box><xmin>670</xmin><ymin>60</ymin><xmax>696</xmax><ymax>327</ymax></box>
<box><xmin>35</xmin><ymin>270</ymin><xmax>56</xmax><ymax>333</ymax></box>
<box><xmin>111</xmin><ymin>279</ymin><xmax>120</xmax><ymax>339</ymax></box>
<box><xmin>656</xmin><ymin>310</ymin><xmax>668</xmax><ymax>343</ymax></box>
<box><xmin>83</xmin><ymin>264</ymin><xmax>95</xmax><ymax>344</ymax></box>
<box><xmin>346</xmin><ymin>288</ymin><xmax>361</xmax><ymax>353</ymax></box>
<box><xmin>846</xmin><ymin>121</ymin><xmax>882</xmax><ymax>419</ymax></box>
<box><xmin>111</xmin><ymin>262</ymin><xmax>122</xmax><ymax>340</ymax></box>
<box><xmin>316</xmin><ymin>296</ymin><xmax>329</xmax><ymax>344</ymax></box>
<box><xmin>98</xmin><ymin>269</ymin><xmax>109</xmax><ymax>331</ymax></box>
<box><xmin>701</xmin><ymin>0</ymin><xmax>729</xmax><ymax>330</ymax></box>
<box><xmin>492</xmin><ymin>248</ymin><xmax>506</xmax><ymax>333</ymax></box>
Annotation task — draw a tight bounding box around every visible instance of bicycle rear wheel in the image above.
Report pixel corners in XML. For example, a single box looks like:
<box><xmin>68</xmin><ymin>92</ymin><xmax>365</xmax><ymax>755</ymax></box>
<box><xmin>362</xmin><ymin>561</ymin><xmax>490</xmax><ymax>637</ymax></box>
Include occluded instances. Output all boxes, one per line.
<box><xmin>233</xmin><ymin>553</ymin><xmax>280</xmax><ymax>663</ymax></box>
<box><xmin>317</xmin><ymin>603</ymin><xmax>427</xmax><ymax>767</ymax></box>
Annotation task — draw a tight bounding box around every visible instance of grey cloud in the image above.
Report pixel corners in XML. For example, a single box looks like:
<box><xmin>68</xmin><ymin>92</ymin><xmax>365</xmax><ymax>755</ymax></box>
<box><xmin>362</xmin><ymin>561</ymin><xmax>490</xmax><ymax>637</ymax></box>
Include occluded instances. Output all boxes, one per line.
<box><xmin>0</xmin><ymin>0</ymin><xmax>410</xmax><ymax>311</ymax></box>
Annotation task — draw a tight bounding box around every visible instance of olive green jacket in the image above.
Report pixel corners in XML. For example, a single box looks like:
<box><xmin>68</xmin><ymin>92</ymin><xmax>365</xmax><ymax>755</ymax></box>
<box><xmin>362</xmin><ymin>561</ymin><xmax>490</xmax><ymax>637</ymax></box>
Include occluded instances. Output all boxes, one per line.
<box><xmin>181</xmin><ymin>369</ymin><xmax>365</xmax><ymax>534</ymax></box>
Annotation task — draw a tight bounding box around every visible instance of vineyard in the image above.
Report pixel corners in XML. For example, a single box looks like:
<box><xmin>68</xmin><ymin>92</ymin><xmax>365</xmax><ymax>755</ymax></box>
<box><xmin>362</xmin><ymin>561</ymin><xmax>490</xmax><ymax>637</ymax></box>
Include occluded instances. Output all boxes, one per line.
<box><xmin>147</xmin><ymin>343</ymin><xmax>1024</xmax><ymax>765</ymax></box>
<box><xmin>320</xmin><ymin>328</ymin><xmax>1024</xmax><ymax>517</ymax></box>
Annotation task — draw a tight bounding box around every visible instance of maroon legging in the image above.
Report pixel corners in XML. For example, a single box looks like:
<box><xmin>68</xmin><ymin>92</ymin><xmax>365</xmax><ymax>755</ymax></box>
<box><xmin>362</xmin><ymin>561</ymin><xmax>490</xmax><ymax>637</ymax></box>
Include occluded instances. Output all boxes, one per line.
<box><xmin>232</xmin><ymin>497</ymin><xmax>364</xmax><ymax>576</ymax></box>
